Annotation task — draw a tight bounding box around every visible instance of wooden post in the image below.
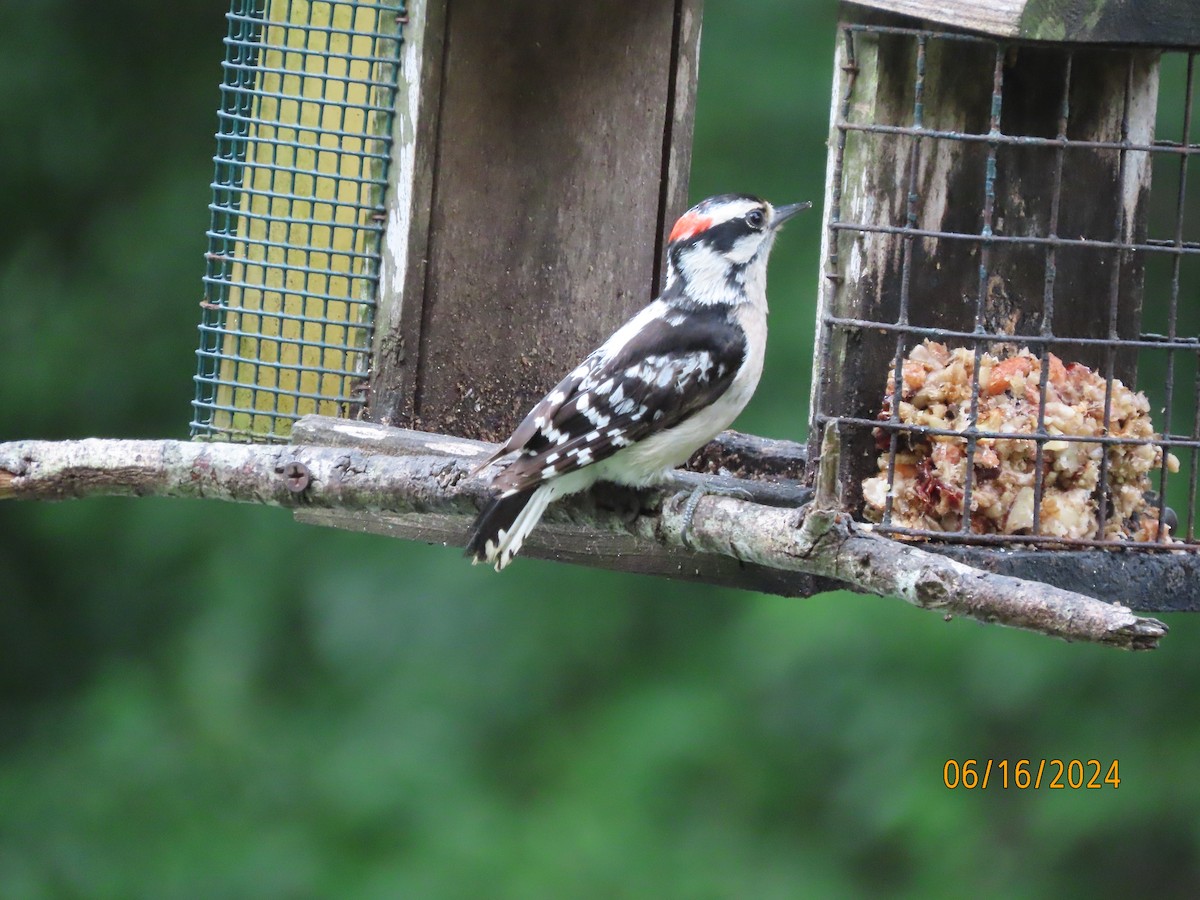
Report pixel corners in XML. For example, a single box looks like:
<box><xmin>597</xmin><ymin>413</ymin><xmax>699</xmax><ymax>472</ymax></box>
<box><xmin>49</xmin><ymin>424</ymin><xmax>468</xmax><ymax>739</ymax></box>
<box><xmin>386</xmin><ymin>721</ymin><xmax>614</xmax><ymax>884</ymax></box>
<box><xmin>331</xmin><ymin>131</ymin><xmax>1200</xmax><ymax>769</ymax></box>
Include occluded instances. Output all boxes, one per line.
<box><xmin>367</xmin><ymin>0</ymin><xmax>703</xmax><ymax>443</ymax></box>
<box><xmin>810</xmin><ymin>1</ymin><xmax>1162</xmax><ymax>514</ymax></box>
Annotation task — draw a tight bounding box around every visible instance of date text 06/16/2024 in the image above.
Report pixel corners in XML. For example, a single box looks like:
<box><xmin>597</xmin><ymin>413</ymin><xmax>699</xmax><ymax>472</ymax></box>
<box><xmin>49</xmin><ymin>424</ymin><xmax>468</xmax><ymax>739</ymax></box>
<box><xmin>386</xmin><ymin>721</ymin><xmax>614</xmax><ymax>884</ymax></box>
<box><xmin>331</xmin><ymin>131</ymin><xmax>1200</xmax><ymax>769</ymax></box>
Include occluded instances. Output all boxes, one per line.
<box><xmin>943</xmin><ymin>759</ymin><xmax>1120</xmax><ymax>790</ymax></box>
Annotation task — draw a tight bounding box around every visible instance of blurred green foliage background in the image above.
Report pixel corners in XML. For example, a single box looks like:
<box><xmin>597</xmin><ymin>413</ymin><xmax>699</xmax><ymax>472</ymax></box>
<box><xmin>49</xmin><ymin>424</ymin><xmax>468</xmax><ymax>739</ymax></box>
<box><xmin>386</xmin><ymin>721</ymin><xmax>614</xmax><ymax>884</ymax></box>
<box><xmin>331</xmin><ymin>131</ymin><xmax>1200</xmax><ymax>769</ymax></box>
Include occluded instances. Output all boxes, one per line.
<box><xmin>3</xmin><ymin>1</ymin><xmax>1200</xmax><ymax>896</ymax></box>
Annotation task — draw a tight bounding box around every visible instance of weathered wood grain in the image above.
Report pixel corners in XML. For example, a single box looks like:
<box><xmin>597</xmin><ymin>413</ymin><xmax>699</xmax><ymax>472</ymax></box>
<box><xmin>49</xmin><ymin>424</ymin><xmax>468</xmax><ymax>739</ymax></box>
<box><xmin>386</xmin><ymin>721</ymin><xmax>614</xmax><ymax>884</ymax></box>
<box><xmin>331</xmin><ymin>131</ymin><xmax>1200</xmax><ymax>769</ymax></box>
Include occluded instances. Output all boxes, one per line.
<box><xmin>847</xmin><ymin>0</ymin><xmax>1200</xmax><ymax>46</ymax></box>
<box><xmin>366</xmin><ymin>0</ymin><xmax>702</xmax><ymax>442</ymax></box>
<box><xmin>847</xmin><ymin>0</ymin><xmax>1026</xmax><ymax>37</ymax></box>
<box><xmin>369</xmin><ymin>0</ymin><xmax>449</xmax><ymax>429</ymax></box>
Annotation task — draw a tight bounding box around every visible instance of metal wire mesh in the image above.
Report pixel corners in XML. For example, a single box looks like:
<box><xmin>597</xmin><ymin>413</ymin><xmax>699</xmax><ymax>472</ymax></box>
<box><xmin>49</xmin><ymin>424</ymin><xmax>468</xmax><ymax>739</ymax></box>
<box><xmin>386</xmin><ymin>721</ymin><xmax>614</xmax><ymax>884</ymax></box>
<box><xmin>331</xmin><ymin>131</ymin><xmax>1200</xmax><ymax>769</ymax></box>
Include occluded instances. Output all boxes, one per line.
<box><xmin>191</xmin><ymin>0</ymin><xmax>405</xmax><ymax>442</ymax></box>
<box><xmin>814</xmin><ymin>23</ymin><xmax>1200</xmax><ymax>551</ymax></box>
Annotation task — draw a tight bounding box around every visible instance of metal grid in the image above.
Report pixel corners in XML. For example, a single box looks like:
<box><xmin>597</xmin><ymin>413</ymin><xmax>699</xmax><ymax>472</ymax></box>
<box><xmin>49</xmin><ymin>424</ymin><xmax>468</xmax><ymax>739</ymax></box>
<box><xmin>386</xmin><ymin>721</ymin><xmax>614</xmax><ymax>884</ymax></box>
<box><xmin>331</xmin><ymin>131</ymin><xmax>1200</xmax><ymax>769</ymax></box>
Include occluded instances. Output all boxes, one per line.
<box><xmin>192</xmin><ymin>0</ymin><xmax>405</xmax><ymax>442</ymax></box>
<box><xmin>815</xmin><ymin>23</ymin><xmax>1200</xmax><ymax>551</ymax></box>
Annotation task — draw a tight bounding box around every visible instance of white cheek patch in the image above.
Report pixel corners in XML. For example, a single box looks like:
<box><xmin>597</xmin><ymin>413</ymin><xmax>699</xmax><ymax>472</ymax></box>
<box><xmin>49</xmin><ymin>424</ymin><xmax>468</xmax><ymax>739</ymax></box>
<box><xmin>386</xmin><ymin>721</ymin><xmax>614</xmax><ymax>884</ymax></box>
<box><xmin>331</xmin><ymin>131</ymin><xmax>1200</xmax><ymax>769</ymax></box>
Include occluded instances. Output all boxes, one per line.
<box><xmin>678</xmin><ymin>245</ymin><xmax>740</xmax><ymax>305</ymax></box>
<box><xmin>726</xmin><ymin>233</ymin><xmax>763</xmax><ymax>265</ymax></box>
<box><xmin>679</xmin><ymin>244</ymin><xmax>728</xmax><ymax>283</ymax></box>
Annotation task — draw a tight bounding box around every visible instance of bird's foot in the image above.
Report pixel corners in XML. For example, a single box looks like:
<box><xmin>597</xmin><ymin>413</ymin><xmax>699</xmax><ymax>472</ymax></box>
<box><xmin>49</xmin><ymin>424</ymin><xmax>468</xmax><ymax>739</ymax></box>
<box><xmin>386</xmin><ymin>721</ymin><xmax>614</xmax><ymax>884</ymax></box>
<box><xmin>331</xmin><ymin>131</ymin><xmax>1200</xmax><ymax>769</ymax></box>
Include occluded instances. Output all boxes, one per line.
<box><xmin>592</xmin><ymin>482</ymin><xmax>657</xmax><ymax>525</ymax></box>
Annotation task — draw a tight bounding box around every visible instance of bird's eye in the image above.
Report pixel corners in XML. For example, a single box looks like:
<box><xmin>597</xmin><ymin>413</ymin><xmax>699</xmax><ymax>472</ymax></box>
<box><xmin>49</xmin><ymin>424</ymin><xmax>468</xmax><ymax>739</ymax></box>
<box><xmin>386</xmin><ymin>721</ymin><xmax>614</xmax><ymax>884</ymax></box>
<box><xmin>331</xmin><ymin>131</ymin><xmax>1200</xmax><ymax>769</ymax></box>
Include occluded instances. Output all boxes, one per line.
<box><xmin>747</xmin><ymin>209</ymin><xmax>766</xmax><ymax>229</ymax></box>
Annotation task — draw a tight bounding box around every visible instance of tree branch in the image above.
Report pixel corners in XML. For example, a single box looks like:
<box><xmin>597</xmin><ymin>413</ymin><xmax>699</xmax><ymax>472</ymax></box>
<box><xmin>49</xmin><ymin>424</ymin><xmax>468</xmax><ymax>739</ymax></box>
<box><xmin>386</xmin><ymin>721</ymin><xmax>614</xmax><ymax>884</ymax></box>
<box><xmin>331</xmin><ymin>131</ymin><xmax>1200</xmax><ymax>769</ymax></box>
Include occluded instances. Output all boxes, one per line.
<box><xmin>0</xmin><ymin>437</ymin><xmax>477</xmax><ymax>513</ymax></box>
<box><xmin>0</xmin><ymin>427</ymin><xmax>1168</xmax><ymax>650</ymax></box>
<box><xmin>659</xmin><ymin>493</ymin><xmax>1167</xmax><ymax>651</ymax></box>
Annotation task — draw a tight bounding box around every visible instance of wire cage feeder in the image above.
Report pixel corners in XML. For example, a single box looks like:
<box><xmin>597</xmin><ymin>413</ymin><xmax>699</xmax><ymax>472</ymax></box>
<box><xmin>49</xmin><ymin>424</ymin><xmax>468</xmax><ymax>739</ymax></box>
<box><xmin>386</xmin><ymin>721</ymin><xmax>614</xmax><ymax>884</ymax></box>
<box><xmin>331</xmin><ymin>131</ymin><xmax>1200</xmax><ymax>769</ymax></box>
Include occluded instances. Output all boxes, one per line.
<box><xmin>192</xmin><ymin>0</ymin><xmax>405</xmax><ymax>442</ymax></box>
<box><xmin>190</xmin><ymin>0</ymin><xmax>698</xmax><ymax>450</ymax></box>
<box><xmin>813</xmin><ymin>3</ymin><xmax>1200</xmax><ymax>606</ymax></box>
<box><xmin>184</xmin><ymin>0</ymin><xmax>1200</xmax><ymax>605</ymax></box>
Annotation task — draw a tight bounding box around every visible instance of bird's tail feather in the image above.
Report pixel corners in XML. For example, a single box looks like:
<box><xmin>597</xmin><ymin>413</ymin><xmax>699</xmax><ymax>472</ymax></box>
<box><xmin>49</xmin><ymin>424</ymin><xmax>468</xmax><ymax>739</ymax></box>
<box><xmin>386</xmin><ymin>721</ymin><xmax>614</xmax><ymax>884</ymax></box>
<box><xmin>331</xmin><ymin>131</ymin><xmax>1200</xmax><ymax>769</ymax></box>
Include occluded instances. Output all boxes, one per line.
<box><xmin>466</xmin><ymin>483</ymin><xmax>556</xmax><ymax>571</ymax></box>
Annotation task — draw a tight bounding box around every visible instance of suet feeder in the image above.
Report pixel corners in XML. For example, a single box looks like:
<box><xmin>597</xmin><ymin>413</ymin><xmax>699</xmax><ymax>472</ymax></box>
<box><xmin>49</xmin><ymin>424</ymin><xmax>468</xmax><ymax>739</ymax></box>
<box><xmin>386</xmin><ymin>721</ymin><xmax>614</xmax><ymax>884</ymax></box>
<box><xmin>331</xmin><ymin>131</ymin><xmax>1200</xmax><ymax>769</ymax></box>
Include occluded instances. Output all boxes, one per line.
<box><xmin>185</xmin><ymin>0</ymin><xmax>1200</xmax><ymax>610</ymax></box>
<box><xmin>812</xmin><ymin>0</ymin><xmax>1200</xmax><ymax>608</ymax></box>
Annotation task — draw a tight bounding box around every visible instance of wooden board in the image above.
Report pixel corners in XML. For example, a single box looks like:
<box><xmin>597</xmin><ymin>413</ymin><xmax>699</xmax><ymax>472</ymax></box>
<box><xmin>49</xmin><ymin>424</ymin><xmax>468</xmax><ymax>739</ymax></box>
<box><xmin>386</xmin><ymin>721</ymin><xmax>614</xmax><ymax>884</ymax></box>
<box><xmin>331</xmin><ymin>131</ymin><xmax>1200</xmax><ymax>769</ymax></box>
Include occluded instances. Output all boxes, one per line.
<box><xmin>367</xmin><ymin>0</ymin><xmax>703</xmax><ymax>442</ymax></box>
<box><xmin>847</xmin><ymin>0</ymin><xmax>1200</xmax><ymax>46</ymax></box>
<box><xmin>368</xmin><ymin>0</ymin><xmax>448</xmax><ymax>437</ymax></box>
<box><xmin>933</xmin><ymin>546</ymin><xmax>1200</xmax><ymax>612</ymax></box>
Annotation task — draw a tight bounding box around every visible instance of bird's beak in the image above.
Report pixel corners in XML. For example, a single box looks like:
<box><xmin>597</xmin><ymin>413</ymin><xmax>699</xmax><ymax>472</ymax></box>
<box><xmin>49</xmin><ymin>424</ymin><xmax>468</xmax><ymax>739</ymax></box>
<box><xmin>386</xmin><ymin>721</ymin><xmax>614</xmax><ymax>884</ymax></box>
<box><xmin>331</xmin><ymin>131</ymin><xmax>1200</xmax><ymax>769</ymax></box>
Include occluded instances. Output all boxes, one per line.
<box><xmin>773</xmin><ymin>201</ymin><xmax>812</xmax><ymax>226</ymax></box>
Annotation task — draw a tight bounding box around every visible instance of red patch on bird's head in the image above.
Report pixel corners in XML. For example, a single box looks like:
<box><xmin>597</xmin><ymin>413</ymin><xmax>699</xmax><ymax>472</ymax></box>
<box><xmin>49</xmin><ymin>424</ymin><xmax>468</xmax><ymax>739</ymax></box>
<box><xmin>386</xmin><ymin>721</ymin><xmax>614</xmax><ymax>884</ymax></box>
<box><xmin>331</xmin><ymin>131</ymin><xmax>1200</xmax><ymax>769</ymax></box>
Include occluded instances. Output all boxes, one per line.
<box><xmin>669</xmin><ymin>210</ymin><xmax>714</xmax><ymax>243</ymax></box>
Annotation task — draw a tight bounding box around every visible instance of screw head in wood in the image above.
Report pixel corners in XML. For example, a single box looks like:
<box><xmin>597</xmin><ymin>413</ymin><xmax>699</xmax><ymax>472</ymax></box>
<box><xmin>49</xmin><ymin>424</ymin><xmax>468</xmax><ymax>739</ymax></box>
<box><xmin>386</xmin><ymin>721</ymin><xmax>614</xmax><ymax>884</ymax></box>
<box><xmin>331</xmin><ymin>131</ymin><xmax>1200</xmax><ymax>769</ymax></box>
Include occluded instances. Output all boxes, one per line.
<box><xmin>282</xmin><ymin>461</ymin><xmax>311</xmax><ymax>493</ymax></box>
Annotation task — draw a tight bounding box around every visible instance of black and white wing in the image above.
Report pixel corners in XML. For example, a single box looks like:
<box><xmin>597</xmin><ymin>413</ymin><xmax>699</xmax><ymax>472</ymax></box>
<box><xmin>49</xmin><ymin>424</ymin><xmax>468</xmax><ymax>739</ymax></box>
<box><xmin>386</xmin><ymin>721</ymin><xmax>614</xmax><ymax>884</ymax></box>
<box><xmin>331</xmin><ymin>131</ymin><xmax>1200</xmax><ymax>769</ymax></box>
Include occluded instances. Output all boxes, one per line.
<box><xmin>482</xmin><ymin>302</ymin><xmax>746</xmax><ymax>496</ymax></box>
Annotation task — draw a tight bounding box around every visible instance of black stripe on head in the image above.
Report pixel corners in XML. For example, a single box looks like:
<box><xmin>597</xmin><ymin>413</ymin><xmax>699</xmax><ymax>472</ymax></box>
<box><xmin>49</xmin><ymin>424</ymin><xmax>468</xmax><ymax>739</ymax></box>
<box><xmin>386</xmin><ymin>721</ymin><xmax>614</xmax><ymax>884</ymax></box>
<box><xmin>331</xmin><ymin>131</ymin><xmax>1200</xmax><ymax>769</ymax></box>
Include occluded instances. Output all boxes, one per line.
<box><xmin>687</xmin><ymin>217</ymin><xmax>755</xmax><ymax>254</ymax></box>
<box><xmin>666</xmin><ymin>194</ymin><xmax>769</xmax><ymax>271</ymax></box>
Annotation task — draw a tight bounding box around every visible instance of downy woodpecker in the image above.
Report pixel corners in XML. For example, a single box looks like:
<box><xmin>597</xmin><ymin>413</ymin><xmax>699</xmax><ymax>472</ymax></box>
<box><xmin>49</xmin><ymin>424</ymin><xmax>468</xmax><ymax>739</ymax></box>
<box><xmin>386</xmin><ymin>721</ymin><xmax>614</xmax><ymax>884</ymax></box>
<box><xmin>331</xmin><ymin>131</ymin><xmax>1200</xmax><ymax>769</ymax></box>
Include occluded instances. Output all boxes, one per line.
<box><xmin>466</xmin><ymin>193</ymin><xmax>809</xmax><ymax>570</ymax></box>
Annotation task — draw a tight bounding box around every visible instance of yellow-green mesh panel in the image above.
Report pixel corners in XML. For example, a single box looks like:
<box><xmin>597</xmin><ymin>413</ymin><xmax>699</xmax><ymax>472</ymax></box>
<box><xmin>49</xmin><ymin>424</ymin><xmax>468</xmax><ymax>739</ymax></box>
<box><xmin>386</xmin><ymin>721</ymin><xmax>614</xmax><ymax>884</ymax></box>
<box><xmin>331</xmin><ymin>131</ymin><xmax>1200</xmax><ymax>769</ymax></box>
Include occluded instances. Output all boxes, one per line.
<box><xmin>193</xmin><ymin>0</ymin><xmax>404</xmax><ymax>441</ymax></box>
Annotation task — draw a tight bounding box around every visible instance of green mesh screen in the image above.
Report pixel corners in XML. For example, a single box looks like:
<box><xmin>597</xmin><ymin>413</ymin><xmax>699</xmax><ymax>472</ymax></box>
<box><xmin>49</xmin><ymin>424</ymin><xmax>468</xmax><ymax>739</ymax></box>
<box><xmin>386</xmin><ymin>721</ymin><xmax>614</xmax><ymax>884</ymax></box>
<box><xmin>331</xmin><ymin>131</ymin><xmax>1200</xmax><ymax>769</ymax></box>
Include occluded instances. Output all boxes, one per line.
<box><xmin>192</xmin><ymin>0</ymin><xmax>405</xmax><ymax>441</ymax></box>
